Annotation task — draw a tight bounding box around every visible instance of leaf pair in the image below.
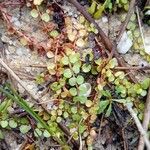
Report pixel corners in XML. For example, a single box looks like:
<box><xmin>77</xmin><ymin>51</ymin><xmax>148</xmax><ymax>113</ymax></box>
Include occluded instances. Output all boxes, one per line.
<box><xmin>88</xmin><ymin>0</ymin><xmax>110</xmax><ymax>19</ymax></box>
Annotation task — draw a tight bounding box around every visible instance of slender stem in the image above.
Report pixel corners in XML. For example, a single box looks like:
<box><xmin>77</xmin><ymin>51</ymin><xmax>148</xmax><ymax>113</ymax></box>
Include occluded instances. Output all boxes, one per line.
<box><xmin>126</xmin><ymin>103</ymin><xmax>150</xmax><ymax>150</ymax></box>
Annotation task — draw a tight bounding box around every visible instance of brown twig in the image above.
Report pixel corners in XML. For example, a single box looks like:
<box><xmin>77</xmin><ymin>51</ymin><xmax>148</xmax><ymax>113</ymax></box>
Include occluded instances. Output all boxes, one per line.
<box><xmin>116</xmin><ymin>0</ymin><xmax>136</xmax><ymax>42</ymax></box>
<box><xmin>138</xmin><ymin>87</ymin><xmax>150</xmax><ymax>150</ymax></box>
<box><xmin>114</xmin><ymin>66</ymin><xmax>150</xmax><ymax>70</ymax></box>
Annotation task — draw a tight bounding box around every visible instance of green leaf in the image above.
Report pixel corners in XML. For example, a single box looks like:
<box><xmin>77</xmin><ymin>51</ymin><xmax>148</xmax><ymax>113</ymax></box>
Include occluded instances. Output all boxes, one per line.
<box><xmin>49</xmin><ymin>30</ymin><xmax>59</xmax><ymax>38</ymax></box>
<box><xmin>72</xmin><ymin>114</ymin><xmax>81</xmax><ymax>121</ymax></box>
<box><xmin>82</xmin><ymin>64</ymin><xmax>91</xmax><ymax>73</ymax></box>
<box><xmin>63</xmin><ymin>69</ymin><xmax>72</xmax><ymax>78</ymax></box>
<box><xmin>19</xmin><ymin>125</ymin><xmax>31</xmax><ymax>134</ymax></box>
<box><xmin>98</xmin><ymin>100</ymin><xmax>109</xmax><ymax>114</ymax></box>
<box><xmin>94</xmin><ymin>0</ymin><xmax>109</xmax><ymax>19</ymax></box>
<box><xmin>71</xmin><ymin>107</ymin><xmax>78</xmax><ymax>114</ymax></box>
<box><xmin>43</xmin><ymin>130</ymin><xmax>51</xmax><ymax>137</ymax></box>
<box><xmin>72</xmin><ymin>62</ymin><xmax>81</xmax><ymax>74</ymax></box>
<box><xmin>76</xmin><ymin>75</ymin><xmax>84</xmax><ymax>85</ymax></box>
<box><xmin>106</xmin><ymin>70</ymin><xmax>112</xmax><ymax>77</ymax></box>
<box><xmin>141</xmin><ymin>78</ymin><xmax>150</xmax><ymax>90</ymax></box>
<box><xmin>79</xmin><ymin>125</ymin><xmax>86</xmax><ymax>134</ymax></box>
<box><xmin>140</xmin><ymin>90</ymin><xmax>147</xmax><ymax>97</ymax></box>
<box><xmin>79</xmin><ymin>84</ymin><xmax>87</xmax><ymax>96</ymax></box>
<box><xmin>30</xmin><ymin>9</ymin><xmax>38</xmax><ymax>18</ymax></box>
<box><xmin>94</xmin><ymin>5</ymin><xmax>104</xmax><ymax>19</ymax></box>
<box><xmin>34</xmin><ymin>128</ymin><xmax>42</xmax><ymax>137</ymax></box>
<box><xmin>0</xmin><ymin>120</ymin><xmax>8</xmax><ymax>128</ymax></box>
<box><xmin>61</xmin><ymin>56</ymin><xmax>69</xmax><ymax>65</ymax></box>
<box><xmin>88</xmin><ymin>1</ymin><xmax>97</xmax><ymax>15</ymax></box>
<box><xmin>41</xmin><ymin>13</ymin><xmax>50</xmax><ymax>22</ymax></box>
<box><xmin>113</xmin><ymin>99</ymin><xmax>126</xmax><ymax>104</ymax></box>
<box><xmin>69</xmin><ymin>77</ymin><xmax>76</xmax><ymax>86</ymax></box>
<box><xmin>108</xmin><ymin>58</ymin><xmax>118</xmax><ymax>68</ymax></box>
<box><xmin>56</xmin><ymin>117</ymin><xmax>62</xmax><ymax>123</ymax></box>
<box><xmin>63</xmin><ymin>112</ymin><xmax>69</xmax><ymax>118</ymax></box>
<box><xmin>85</xmin><ymin>100</ymin><xmax>93</xmax><ymax>107</ymax></box>
<box><xmin>114</xmin><ymin>71</ymin><xmax>125</xmax><ymax>79</ymax></box>
<box><xmin>69</xmin><ymin>88</ymin><xmax>77</xmax><ymax>96</ymax></box>
<box><xmin>73</xmin><ymin>96</ymin><xmax>87</xmax><ymax>104</ymax></box>
<box><xmin>0</xmin><ymin>99</ymin><xmax>11</xmax><ymax>113</ymax></box>
<box><xmin>9</xmin><ymin>120</ymin><xmax>17</xmax><ymax>128</ymax></box>
<box><xmin>69</xmin><ymin>53</ymin><xmax>80</xmax><ymax>64</ymax></box>
<box><xmin>101</xmin><ymin>90</ymin><xmax>111</xmax><ymax>98</ymax></box>
<box><xmin>105</xmin><ymin>104</ymin><xmax>112</xmax><ymax>117</ymax></box>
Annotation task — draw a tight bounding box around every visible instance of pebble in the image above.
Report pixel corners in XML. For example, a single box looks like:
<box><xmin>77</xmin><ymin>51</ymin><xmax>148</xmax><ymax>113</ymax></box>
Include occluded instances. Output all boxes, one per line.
<box><xmin>16</xmin><ymin>47</ymin><xmax>29</xmax><ymax>56</ymax></box>
<box><xmin>102</xmin><ymin>16</ymin><xmax>108</xmax><ymax>23</ymax></box>
<box><xmin>117</xmin><ymin>32</ymin><xmax>133</xmax><ymax>54</ymax></box>
<box><xmin>46</xmin><ymin>51</ymin><xmax>54</xmax><ymax>59</ymax></box>
<box><xmin>1</xmin><ymin>35</ymin><xmax>13</xmax><ymax>45</ymax></box>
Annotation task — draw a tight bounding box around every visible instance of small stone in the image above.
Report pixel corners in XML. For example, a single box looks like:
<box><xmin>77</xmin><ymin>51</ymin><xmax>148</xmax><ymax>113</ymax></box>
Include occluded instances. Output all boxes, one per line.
<box><xmin>46</xmin><ymin>51</ymin><xmax>54</xmax><ymax>58</ymax></box>
<box><xmin>102</xmin><ymin>16</ymin><xmax>108</xmax><ymax>23</ymax></box>
<box><xmin>1</xmin><ymin>35</ymin><xmax>12</xmax><ymax>44</ymax></box>
<box><xmin>16</xmin><ymin>47</ymin><xmax>28</xmax><ymax>56</ymax></box>
<box><xmin>117</xmin><ymin>32</ymin><xmax>133</xmax><ymax>54</ymax></box>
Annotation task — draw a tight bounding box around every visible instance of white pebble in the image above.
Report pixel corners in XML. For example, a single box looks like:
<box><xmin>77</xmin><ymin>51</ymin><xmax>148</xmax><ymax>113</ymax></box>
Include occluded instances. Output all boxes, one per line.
<box><xmin>117</xmin><ymin>32</ymin><xmax>133</xmax><ymax>54</ymax></box>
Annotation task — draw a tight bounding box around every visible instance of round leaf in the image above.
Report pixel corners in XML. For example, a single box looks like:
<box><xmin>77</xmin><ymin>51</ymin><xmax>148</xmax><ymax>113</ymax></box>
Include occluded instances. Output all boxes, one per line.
<box><xmin>72</xmin><ymin>62</ymin><xmax>81</xmax><ymax>74</ymax></box>
<box><xmin>0</xmin><ymin>120</ymin><xmax>8</xmax><ymax>128</ymax></box>
<box><xmin>41</xmin><ymin>13</ymin><xmax>50</xmax><ymax>22</ymax></box>
<box><xmin>49</xmin><ymin>30</ymin><xmax>59</xmax><ymax>38</ymax></box>
<box><xmin>71</xmin><ymin>107</ymin><xmax>78</xmax><ymax>114</ymax></box>
<box><xmin>9</xmin><ymin>120</ymin><xmax>17</xmax><ymax>128</ymax></box>
<box><xmin>82</xmin><ymin>64</ymin><xmax>91</xmax><ymax>73</ymax></box>
<box><xmin>69</xmin><ymin>53</ymin><xmax>80</xmax><ymax>64</ymax></box>
<box><xmin>43</xmin><ymin>130</ymin><xmax>51</xmax><ymax>137</ymax></box>
<box><xmin>69</xmin><ymin>87</ymin><xmax>77</xmax><ymax>96</ymax></box>
<box><xmin>61</xmin><ymin>56</ymin><xmax>69</xmax><ymax>65</ymax></box>
<box><xmin>20</xmin><ymin>125</ymin><xmax>31</xmax><ymax>134</ymax></box>
<box><xmin>69</xmin><ymin>77</ymin><xmax>76</xmax><ymax>86</ymax></box>
<box><xmin>85</xmin><ymin>100</ymin><xmax>93</xmax><ymax>107</ymax></box>
<box><xmin>76</xmin><ymin>75</ymin><xmax>84</xmax><ymax>85</ymax></box>
<box><xmin>30</xmin><ymin>9</ymin><xmax>38</xmax><ymax>18</ymax></box>
<box><xmin>34</xmin><ymin>128</ymin><xmax>42</xmax><ymax>137</ymax></box>
<box><xmin>63</xmin><ymin>69</ymin><xmax>72</xmax><ymax>78</ymax></box>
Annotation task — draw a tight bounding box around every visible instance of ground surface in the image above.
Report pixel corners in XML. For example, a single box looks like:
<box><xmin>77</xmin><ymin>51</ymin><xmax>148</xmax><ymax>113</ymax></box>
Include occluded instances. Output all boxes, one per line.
<box><xmin>0</xmin><ymin>0</ymin><xmax>150</xmax><ymax>150</ymax></box>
